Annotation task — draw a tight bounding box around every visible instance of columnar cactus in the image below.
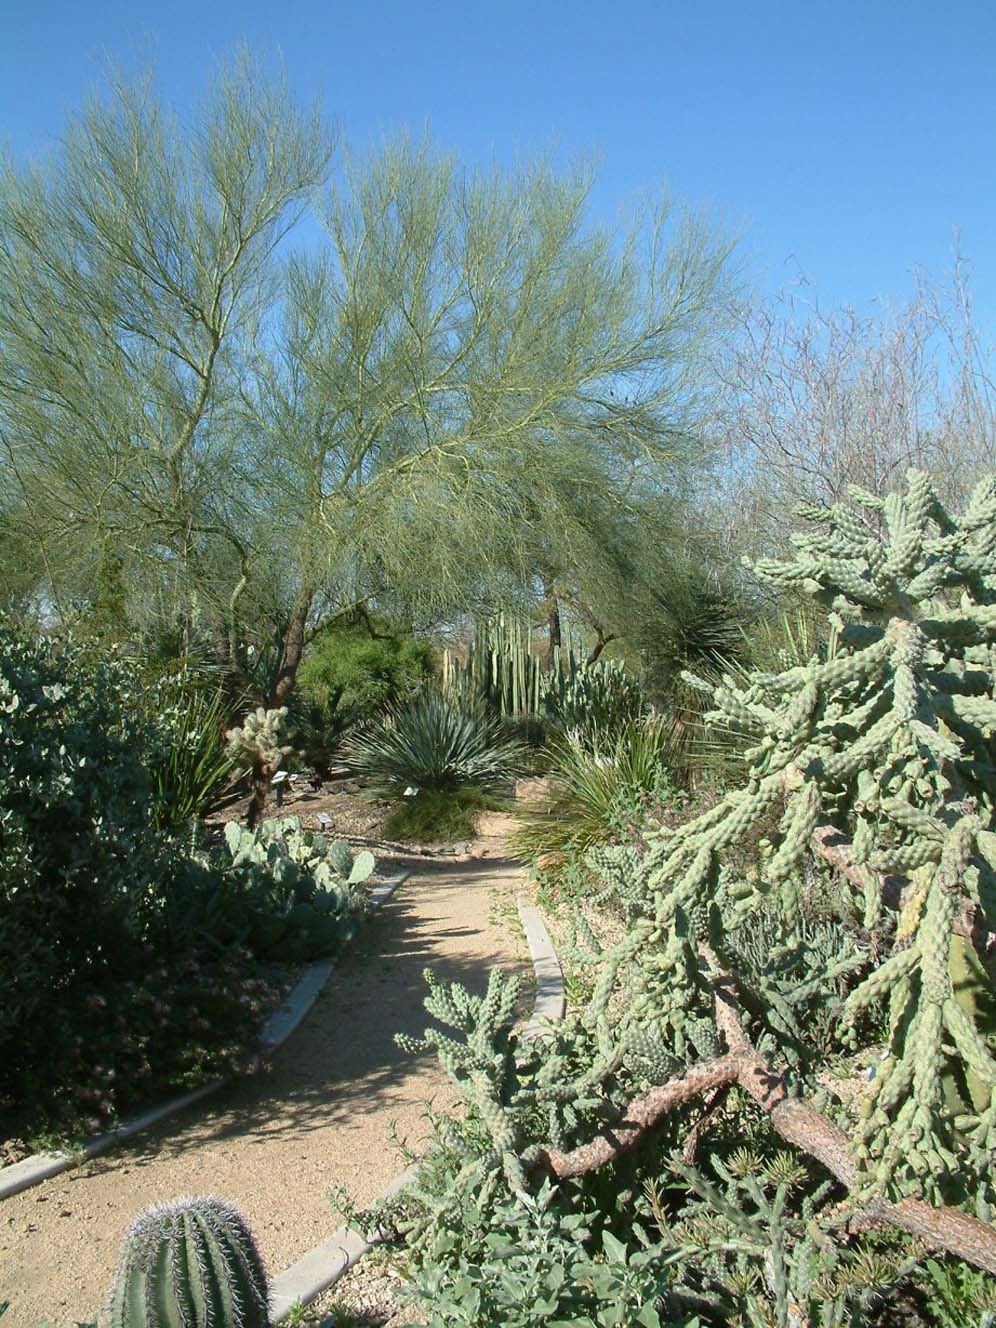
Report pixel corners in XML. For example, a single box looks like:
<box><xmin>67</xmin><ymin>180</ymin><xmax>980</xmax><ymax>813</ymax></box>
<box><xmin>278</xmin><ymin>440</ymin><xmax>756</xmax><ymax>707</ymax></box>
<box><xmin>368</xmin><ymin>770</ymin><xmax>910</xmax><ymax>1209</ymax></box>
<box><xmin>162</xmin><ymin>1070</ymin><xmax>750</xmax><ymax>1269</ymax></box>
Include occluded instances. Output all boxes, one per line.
<box><xmin>106</xmin><ymin>1196</ymin><xmax>269</xmax><ymax>1328</ymax></box>
<box><xmin>637</xmin><ymin>470</ymin><xmax>996</xmax><ymax>1199</ymax></box>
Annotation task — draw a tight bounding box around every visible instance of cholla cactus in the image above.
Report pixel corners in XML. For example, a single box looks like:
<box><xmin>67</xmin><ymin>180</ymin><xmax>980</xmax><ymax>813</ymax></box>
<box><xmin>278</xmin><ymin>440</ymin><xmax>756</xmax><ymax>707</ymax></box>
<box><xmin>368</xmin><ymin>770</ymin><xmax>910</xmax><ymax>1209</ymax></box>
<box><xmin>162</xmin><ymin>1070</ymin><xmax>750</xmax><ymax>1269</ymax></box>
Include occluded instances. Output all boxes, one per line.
<box><xmin>639</xmin><ymin>471</ymin><xmax>996</xmax><ymax>1199</ymax></box>
<box><xmin>106</xmin><ymin>1196</ymin><xmax>269</xmax><ymax>1328</ymax></box>
<box><xmin>225</xmin><ymin>707</ymin><xmax>291</xmax><ymax>774</ymax></box>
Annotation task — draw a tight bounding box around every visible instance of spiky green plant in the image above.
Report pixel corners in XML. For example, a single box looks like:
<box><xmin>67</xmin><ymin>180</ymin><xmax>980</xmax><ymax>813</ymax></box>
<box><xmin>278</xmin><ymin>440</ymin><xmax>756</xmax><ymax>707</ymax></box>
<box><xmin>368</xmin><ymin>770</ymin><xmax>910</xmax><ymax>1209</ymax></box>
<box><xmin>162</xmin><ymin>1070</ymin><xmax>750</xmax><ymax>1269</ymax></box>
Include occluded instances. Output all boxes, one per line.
<box><xmin>225</xmin><ymin>707</ymin><xmax>291</xmax><ymax>774</ymax></box>
<box><xmin>542</xmin><ymin>659</ymin><xmax>645</xmax><ymax>742</ymax></box>
<box><xmin>148</xmin><ymin>684</ymin><xmax>238</xmax><ymax>830</ymax></box>
<box><xmin>511</xmin><ymin>718</ymin><xmax>681</xmax><ymax>862</ymax></box>
<box><xmin>357</xmin><ymin>472</ymin><xmax>996</xmax><ymax>1326</ymax></box>
<box><xmin>345</xmin><ymin>689</ymin><xmax>525</xmax><ymax>796</ymax></box>
<box><xmin>106</xmin><ymin>1196</ymin><xmax>269</xmax><ymax>1328</ymax></box>
<box><xmin>442</xmin><ymin>617</ymin><xmax>567</xmax><ymax>720</ymax></box>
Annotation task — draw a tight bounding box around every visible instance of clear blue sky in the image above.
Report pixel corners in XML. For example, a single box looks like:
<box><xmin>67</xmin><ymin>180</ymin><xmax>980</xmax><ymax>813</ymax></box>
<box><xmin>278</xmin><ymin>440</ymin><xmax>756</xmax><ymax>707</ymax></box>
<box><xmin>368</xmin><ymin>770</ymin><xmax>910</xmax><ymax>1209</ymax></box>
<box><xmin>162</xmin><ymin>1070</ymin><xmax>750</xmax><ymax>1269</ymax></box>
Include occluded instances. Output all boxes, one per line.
<box><xmin>4</xmin><ymin>0</ymin><xmax>996</xmax><ymax>322</ymax></box>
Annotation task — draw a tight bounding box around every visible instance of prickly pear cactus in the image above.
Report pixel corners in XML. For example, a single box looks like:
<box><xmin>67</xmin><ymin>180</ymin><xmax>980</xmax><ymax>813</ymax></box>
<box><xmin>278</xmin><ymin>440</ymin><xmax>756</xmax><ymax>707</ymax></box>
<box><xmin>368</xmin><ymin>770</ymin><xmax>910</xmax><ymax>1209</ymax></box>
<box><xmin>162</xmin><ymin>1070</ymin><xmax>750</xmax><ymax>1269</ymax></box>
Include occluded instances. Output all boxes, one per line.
<box><xmin>105</xmin><ymin>1195</ymin><xmax>269</xmax><ymax>1328</ymax></box>
<box><xmin>220</xmin><ymin>817</ymin><xmax>376</xmax><ymax>960</ymax></box>
<box><xmin>642</xmin><ymin>471</ymin><xmax>996</xmax><ymax>1199</ymax></box>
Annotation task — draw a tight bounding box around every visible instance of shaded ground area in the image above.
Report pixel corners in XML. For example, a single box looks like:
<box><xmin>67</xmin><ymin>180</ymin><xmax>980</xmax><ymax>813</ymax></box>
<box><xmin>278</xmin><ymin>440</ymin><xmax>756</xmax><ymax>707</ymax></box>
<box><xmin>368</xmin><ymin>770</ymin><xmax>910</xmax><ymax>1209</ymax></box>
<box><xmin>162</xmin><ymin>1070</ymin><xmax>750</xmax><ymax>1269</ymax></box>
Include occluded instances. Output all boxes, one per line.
<box><xmin>1</xmin><ymin>861</ymin><xmax>528</xmax><ymax>1327</ymax></box>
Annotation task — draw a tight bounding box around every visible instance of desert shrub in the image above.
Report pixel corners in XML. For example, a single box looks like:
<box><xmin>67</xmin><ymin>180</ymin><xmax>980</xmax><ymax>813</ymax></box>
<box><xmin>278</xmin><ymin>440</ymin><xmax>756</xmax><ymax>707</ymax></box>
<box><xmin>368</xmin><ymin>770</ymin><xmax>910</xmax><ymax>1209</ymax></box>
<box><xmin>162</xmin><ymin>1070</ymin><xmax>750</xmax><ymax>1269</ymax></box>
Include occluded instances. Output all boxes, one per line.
<box><xmin>383</xmin><ymin>787</ymin><xmax>505</xmax><ymax>845</ymax></box>
<box><xmin>1</xmin><ymin>632</ymin><xmax>167</xmax><ymax>1108</ymax></box>
<box><xmin>49</xmin><ymin>951</ymin><xmax>281</xmax><ymax>1132</ymax></box>
<box><xmin>0</xmin><ymin>632</ymin><xmax>283</xmax><ymax>1131</ymax></box>
<box><xmin>511</xmin><ymin>718</ymin><xmax>683</xmax><ymax>863</ymax></box>
<box><xmin>346</xmin><ymin>688</ymin><xmax>525</xmax><ymax>797</ymax></box>
<box><xmin>298</xmin><ymin>613</ymin><xmax>435</xmax><ymax>720</ymax></box>
<box><xmin>0</xmin><ymin>632</ymin><xmax>376</xmax><ymax>1135</ymax></box>
<box><xmin>921</xmin><ymin>1256</ymin><xmax>996</xmax><ymax>1327</ymax></box>
<box><xmin>636</xmin><ymin>562</ymin><xmax>751</xmax><ymax>697</ymax></box>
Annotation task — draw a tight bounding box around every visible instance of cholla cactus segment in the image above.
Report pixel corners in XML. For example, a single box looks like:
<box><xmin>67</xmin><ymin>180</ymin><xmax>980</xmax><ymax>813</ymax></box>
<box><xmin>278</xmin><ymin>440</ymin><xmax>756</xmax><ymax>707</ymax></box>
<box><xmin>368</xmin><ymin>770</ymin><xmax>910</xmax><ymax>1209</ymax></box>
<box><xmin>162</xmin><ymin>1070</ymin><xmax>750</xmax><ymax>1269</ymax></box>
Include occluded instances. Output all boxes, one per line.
<box><xmin>106</xmin><ymin>1195</ymin><xmax>269</xmax><ymax>1328</ymax></box>
<box><xmin>639</xmin><ymin>471</ymin><xmax>996</xmax><ymax>1196</ymax></box>
<box><xmin>224</xmin><ymin>707</ymin><xmax>291</xmax><ymax>774</ymax></box>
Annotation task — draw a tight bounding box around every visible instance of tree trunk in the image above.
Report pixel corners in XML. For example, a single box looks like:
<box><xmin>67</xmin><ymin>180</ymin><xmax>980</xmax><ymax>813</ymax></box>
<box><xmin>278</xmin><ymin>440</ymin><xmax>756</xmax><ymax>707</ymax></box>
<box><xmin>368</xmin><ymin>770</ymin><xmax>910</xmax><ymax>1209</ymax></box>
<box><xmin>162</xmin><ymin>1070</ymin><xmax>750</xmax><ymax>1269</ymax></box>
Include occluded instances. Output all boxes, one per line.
<box><xmin>546</xmin><ymin>597</ymin><xmax>562</xmax><ymax>670</ymax></box>
<box><xmin>246</xmin><ymin>754</ymin><xmax>270</xmax><ymax>829</ymax></box>
<box><xmin>586</xmin><ymin>629</ymin><xmax>616</xmax><ymax>664</ymax></box>
<box><xmin>246</xmin><ymin>583</ymin><xmax>315</xmax><ymax>827</ymax></box>
<box><xmin>271</xmin><ymin>583</ymin><xmax>315</xmax><ymax>707</ymax></box>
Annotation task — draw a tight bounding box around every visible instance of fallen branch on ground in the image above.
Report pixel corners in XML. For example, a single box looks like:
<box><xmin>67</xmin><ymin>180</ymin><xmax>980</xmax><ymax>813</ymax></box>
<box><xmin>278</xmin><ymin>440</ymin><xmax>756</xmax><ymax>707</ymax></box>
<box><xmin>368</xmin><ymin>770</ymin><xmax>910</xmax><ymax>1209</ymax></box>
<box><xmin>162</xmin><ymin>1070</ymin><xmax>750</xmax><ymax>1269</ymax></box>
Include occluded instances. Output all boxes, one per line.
<box><xmin>531</xmin><ymin>951</ymin><xmax>996</xmax><ymax>1276</ymax></box>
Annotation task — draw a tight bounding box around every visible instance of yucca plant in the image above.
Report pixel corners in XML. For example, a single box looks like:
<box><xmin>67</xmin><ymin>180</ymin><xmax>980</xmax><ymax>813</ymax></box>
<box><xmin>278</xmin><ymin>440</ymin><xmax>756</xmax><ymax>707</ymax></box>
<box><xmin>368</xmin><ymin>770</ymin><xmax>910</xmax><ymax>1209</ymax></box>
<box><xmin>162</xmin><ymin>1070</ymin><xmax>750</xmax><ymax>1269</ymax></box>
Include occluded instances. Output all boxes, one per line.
<box><xmin>511</xmin><ymin>717</ymin><xmax>682</xmax><ymax>862</ymax></box>
<box><xmin>148</xmin><ymin>684</ymin><xmax>238</xmax><ymax>831</ymax></box>
<box><xmin>345</xmin><ymin>688</ymin><xmax>526</xmax><ymax>797</ymax></box>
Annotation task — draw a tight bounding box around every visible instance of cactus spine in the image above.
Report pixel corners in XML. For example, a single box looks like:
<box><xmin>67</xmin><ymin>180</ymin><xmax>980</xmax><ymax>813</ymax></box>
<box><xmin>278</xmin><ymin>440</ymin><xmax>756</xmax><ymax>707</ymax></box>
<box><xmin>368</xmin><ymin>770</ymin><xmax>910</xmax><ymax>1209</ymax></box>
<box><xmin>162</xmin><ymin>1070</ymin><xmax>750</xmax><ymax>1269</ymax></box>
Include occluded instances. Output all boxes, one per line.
<box><xmin>106</xmin><ymin>1196</ymin><xmax>269</xmax><ymax>1328</ymax></box>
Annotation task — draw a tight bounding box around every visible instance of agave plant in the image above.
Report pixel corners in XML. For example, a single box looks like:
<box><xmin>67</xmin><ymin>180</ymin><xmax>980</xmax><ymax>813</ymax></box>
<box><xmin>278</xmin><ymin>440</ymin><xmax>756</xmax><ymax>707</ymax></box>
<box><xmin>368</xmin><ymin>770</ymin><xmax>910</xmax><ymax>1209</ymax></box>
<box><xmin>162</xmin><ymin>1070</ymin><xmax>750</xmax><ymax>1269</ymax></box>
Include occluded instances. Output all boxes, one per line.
<box><xmin>345</xmin><ymin>688</ymin><xmax>526</xmax><ymax>796</ymax></box>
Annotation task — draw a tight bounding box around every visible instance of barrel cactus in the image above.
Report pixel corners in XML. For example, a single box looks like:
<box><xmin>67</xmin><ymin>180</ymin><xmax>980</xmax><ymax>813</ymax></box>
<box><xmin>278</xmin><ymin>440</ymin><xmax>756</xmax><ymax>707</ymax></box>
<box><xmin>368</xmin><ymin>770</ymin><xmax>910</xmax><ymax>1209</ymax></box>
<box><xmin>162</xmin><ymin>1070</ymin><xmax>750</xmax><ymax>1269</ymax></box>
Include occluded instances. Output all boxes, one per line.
<box><xmin>106</xmin><ymin>1195</ymin><xmax>269</xmax><ymax>1328</ymax></box>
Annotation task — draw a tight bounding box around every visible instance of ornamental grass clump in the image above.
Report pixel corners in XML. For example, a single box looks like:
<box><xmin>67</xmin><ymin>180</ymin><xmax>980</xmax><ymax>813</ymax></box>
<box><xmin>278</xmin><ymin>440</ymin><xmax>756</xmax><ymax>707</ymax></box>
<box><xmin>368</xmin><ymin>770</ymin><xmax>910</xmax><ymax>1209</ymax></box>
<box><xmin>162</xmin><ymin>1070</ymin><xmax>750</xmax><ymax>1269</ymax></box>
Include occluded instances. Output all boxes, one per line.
<box><xmin>511</xmin><ymin>717</ymin><xmax>683</xmax><ymax>862</ymax></box>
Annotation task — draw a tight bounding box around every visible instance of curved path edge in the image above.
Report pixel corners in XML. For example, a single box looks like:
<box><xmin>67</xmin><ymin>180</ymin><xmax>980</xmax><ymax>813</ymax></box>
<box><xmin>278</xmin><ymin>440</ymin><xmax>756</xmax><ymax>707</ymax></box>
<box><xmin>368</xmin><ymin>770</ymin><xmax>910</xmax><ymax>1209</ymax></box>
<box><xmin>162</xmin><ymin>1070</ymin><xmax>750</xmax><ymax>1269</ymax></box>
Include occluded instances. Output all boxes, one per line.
<box><xmin>0</xmin><ymin>872</ymin><xmax>411</xmax><ymax>1202</ymax></box>
<box><xmin>269</xmin><ymin>886</ymin><xmax>564</xmax><ymax>1322</ymax></box>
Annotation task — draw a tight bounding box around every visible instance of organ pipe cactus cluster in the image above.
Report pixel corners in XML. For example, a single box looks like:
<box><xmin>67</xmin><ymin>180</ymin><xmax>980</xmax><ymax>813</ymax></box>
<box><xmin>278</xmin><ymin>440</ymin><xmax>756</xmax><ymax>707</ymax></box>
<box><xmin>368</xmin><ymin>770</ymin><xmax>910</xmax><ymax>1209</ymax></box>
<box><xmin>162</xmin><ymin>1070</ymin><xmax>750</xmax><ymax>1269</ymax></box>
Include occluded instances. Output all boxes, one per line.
<box><xmin>106</xmin><ymin>1196</ymin><xmax>269</xmax><ymax>1328</ymax></box>
<box><xmin>442</xmin><ymin>615</ymin><xmax>642</xmax><ymax>741</ymax></box>
<box><xmin>639</xmin><ymin>470</ymin><xmax>996</xmax><ymax>1198</ymax></box>
<box><xmin>441</xmin><ymin>616</ymin><xmax>581</xmax><ymax>719</ymax></box>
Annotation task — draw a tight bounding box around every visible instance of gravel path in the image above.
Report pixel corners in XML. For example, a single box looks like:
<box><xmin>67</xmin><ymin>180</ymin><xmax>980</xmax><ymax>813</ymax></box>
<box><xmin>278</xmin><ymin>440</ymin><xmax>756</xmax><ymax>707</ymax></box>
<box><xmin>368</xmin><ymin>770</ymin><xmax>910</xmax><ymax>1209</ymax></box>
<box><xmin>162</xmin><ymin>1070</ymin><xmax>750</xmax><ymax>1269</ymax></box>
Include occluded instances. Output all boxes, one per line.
<box><xmin>1</xmin><ymin>861</ymin><xmax>528</xmax><ymax>1327</ymax></box>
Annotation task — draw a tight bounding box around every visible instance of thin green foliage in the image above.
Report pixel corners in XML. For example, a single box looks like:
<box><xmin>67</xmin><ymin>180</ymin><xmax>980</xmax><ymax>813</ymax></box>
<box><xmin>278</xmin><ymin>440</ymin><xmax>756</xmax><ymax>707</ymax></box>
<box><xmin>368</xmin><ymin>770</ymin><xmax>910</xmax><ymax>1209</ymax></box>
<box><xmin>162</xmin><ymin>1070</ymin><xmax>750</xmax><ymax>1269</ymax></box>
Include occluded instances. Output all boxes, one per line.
<box><xmin>147</xmin><ymin>682</ymin><xmax>238</xmax><ymax>831</ymax></box>
<box><xmin>511</xmin><ymin>718</ymin><xmax>682</xmax><ymax>861</ymax></box>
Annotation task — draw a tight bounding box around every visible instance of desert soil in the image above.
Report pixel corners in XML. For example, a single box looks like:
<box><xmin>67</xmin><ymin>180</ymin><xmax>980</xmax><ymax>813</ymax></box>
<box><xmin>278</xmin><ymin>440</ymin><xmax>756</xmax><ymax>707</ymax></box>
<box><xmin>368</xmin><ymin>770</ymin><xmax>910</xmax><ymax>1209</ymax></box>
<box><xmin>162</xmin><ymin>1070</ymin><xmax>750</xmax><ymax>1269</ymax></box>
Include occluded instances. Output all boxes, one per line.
<box><xmin>1</xmin><ymin>852</ymin><xmax>530</xmax><ymax>1327</ymax></box>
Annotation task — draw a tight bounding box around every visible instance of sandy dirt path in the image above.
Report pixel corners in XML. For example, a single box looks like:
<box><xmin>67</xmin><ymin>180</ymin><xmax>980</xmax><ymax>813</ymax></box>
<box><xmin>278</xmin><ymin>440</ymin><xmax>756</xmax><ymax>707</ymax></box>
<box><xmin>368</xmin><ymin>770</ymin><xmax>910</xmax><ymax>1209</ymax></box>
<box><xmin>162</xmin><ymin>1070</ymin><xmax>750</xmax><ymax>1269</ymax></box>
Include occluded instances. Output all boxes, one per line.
<box><xmin>1</xmin><ymin>862</ymin><xmax>528</xmax><ymax>1327</ymax></box>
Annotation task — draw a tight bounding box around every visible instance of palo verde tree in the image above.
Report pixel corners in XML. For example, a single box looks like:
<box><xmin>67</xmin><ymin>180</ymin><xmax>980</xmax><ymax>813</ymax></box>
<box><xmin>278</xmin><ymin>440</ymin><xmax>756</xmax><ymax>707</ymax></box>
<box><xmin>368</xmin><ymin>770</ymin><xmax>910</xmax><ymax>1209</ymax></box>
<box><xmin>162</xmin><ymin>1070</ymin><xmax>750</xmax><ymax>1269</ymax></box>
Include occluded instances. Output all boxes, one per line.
<box><xmin>0</xmin><ymin>57</ymin><xmax>735</xmax><ymax>814</ymax></box>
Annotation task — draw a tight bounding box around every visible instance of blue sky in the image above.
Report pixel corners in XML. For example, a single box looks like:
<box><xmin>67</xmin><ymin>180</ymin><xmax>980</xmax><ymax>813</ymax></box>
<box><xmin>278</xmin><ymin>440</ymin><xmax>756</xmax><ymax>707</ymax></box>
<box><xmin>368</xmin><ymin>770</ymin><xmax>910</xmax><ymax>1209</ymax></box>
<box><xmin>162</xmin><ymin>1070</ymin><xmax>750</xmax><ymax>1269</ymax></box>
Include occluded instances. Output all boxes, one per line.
<box><xmin>4</xmin><ymin>0</ymin><xmax>996</xmax><ymax>323</ymax></box>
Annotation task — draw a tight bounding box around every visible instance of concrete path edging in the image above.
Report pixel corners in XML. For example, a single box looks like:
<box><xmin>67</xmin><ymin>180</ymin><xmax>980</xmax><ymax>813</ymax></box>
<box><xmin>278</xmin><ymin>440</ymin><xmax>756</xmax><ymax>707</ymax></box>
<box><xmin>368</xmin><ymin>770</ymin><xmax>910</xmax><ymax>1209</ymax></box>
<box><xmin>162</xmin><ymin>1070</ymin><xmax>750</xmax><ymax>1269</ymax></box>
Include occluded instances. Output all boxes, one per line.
<box><xmin>517</xmin><ymin>896</ymin><xmax>567</xmax><ymax>1040</ymax></box>
<box><xmin>0</xmin><ymin>872</ymin><xmax>410</xmax><ymax>1202</ymax></box>
<box><xmin>268</xmin><ymin>886</ymin><xmax>565</xmax><ymax>1321</ymax></box>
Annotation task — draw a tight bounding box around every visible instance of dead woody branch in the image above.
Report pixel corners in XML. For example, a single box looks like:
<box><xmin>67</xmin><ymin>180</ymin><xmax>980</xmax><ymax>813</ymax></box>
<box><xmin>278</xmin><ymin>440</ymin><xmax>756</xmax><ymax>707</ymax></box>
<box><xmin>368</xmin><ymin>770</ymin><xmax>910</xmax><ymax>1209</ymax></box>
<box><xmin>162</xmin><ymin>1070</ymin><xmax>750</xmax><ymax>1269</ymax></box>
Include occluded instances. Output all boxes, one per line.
<box><xmin>532</xmin><ymin>954</ymin><xmax>996</xmax><ymax>1277</ymax></box>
